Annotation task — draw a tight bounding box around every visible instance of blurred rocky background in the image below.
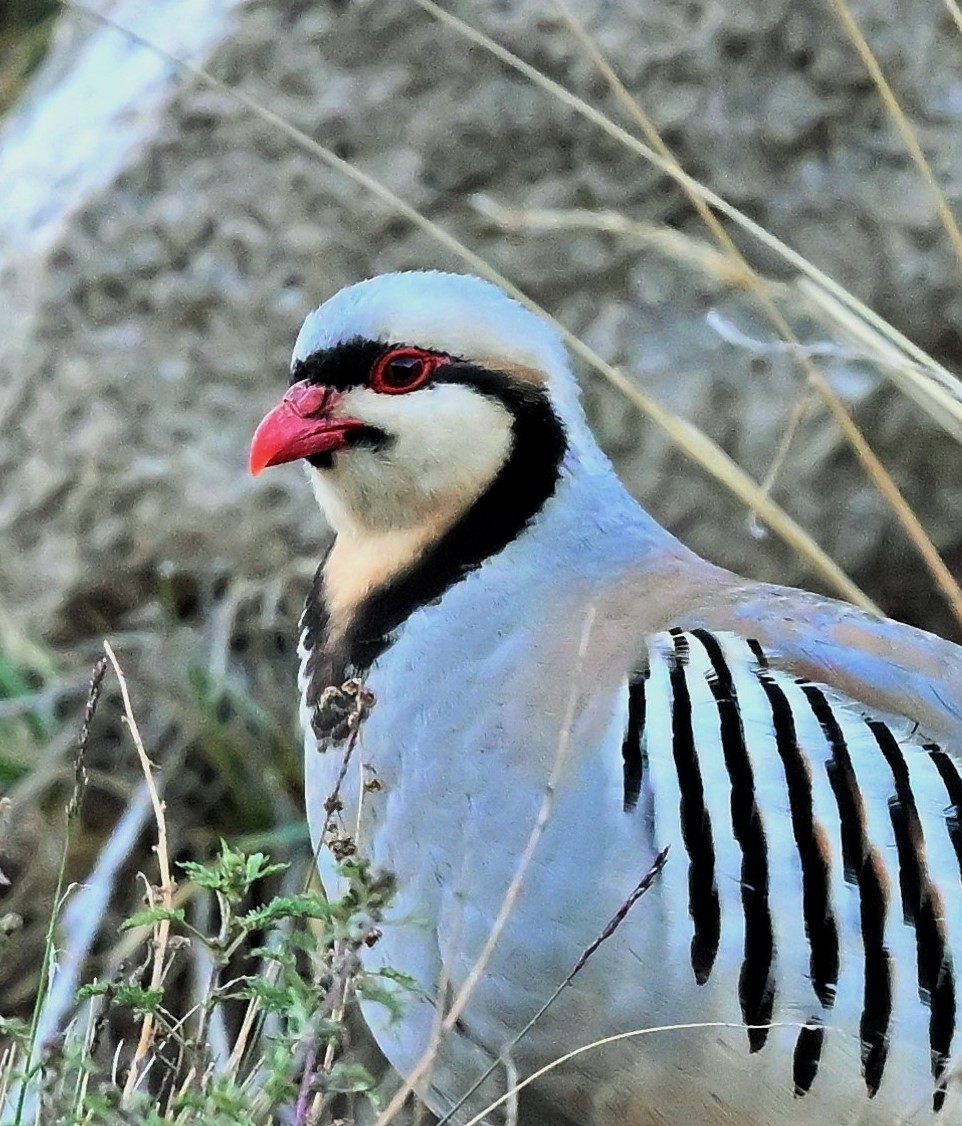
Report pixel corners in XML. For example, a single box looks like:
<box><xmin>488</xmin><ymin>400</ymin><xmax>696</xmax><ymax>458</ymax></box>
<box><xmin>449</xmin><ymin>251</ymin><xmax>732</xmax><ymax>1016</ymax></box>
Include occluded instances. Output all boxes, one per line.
<box><xmin>2</xmin><ymin>0</ymin><xmax>962</xmax><ymax>1029</ymax></box>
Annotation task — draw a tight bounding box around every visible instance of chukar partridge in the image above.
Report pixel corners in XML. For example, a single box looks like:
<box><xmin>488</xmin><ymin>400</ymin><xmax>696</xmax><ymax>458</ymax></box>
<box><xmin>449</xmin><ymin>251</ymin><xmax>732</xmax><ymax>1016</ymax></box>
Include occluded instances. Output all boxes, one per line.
<box><xmin>250</xmin><ymin>271</ymin><xmax>962</xmax><ymax>1124</ymax></box>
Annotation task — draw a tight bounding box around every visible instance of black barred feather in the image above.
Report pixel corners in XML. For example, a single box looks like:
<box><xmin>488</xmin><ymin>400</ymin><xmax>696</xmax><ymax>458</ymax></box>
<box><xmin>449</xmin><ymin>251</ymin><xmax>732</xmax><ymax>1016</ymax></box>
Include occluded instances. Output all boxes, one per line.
<box><xmin>692</xmin><ymin>628</ymin><xmax>776</xmax><ymax>1052</ymax></box>
<box><xmin>632</xmin><ymin>628</ymin><xmax>960</xmax><ymax>1108</ymax></box>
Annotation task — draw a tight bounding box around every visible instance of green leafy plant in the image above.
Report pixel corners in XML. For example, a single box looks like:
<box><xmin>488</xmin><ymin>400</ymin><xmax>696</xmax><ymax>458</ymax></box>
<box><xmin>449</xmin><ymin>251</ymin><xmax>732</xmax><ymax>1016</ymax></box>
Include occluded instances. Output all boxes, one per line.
<box><xmin>0</xmin><ymin>656</ymin><xmax>406</xmax><ymax>1125</ymax></box>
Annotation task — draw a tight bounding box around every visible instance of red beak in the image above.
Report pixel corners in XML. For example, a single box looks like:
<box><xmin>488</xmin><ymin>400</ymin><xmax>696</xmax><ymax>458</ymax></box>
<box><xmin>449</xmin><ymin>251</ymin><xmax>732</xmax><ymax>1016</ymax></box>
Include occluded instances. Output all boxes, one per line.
<box><xmin>249</xmin><ymin>380</ymin><xmax>364</xmax><ymax>475</ymax></box>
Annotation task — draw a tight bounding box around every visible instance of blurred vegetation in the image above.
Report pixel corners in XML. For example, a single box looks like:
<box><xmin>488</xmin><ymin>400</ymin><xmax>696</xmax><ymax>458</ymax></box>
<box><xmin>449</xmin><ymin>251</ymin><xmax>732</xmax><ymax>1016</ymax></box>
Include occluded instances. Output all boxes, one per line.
<box><xmin>0</xmin><ymin>622</ymin><xmax>398</xmax><ymax>1121</ymax></box>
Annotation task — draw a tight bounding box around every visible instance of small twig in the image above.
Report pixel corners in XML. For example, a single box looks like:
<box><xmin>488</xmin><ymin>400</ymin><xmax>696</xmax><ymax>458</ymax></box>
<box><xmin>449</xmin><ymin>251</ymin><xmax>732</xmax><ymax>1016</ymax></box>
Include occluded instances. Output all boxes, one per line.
<box><xmin>222</xmin><ymin>864</ymin><xmax>312</xmax><ymax>1084</ymax></box>
<box><xmin>311</xmin><ymin>685</ymin><xmax>377</xmax><ymax>1116</ymax></box>
<box><xmin>418</xmin><ymin>0</ymin><xmax>962</xmax><ymax>623</ymax></box>
<box><xmin>189</xmin><ymin>894</ymin><xmax>231</xmax><ymax>1071</ymax></box>
<box><xmin>102</xmin><ymin>641</ymin><xmax>176</xmax><ymax>1104</ymax></box>
<box><xmin>435</xmin><ymin>845</ymin><xmax>669</xmax><ymax>1126</ymax></box>
<box><xmin>569</xmin><ymin>846</ymin><xmax>670</xmax><ymax>978</ymax></box>
<box><xmin>554</xmin><ymin>0</ymin><xmax>962</xmax><ymax>628</ymax></box>
<box><xmin>293</xmin><ymin>1040</ymin><xmax>319</xmax><ymax>1126</ymax></box>
<box><xmin>828</xmin><ymin>0</ymin><xmax>962</xmax><ymax>274</ymax></box>
<box><xmin>757</xmin><ymin>388</ymin><xmax>817</xmax><ymax>500</ymax></box>
<box><xmin>461</xmin><ymin>1020</ymin><xmax>834</xmax><ymax>1126</ymax></box>
<box><xmin>317</xmin><ymin>679</ymin><xmax>376</xmax><ymax>852</ymax></box>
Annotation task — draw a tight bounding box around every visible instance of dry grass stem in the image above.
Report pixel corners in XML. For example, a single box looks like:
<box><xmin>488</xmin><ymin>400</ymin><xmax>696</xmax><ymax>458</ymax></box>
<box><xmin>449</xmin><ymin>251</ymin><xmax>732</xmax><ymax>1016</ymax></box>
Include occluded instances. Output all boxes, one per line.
<box><xmin>102</xmin><ymin>640</ymin><xmax>176</xmax><ymax>1104</ymax></box>
<box><xmin>476</xmin><ymin>198</ymin><xmax>962</xmax><ymax>445</ymax></box>
<box><xmin>757</xmin><ymin>389</ymin><xmax>817</xmax><ymax>500</ymax></box>
<box><xmin>8</xmin><ymin>651</ymin><xmax>117</xmax><ymax>1124</ymax></box>
<box><xmin>423</xmin><ymin>9</ymin><xmax>962</xmax><ymax>420</ymax></box>
<box><xmin>555</xmin><ymin>6</ymin><xmax>931</xmax><ymax>511</ymax></box>
<box><xmin>0</xmin><ymin>1047</ymin><xmax>13</xmax><ymax>1112</ymax></box>
<box><xmin>34</xmin><ymin>783</ymin><xmax>154</xmax><ymax>1060</ymax></box>
<box><xmin>71</xmin><ymin>656</ymin><xmax>108</xmax><ymax>817</ymax></box>
<box><xmin>469</xmin><ymin>200</ymin><xmax>756</xmax><ymax>287</ymax></box>
<box><xmin>567</xmin><ymin>846</ymin><xmax>670</xmax><ymax>978</ymax></box>
<box><xmin>503</xmin><ymin>1053</ymin><xmax>518</xmax><ymax>1126</ymax></box>
<box><xmin>796</xmin><ymin>278</ymin><xmax>962</xmax><ymax>441</ymax></box>
<box><xmin>555</xmin><ymin>3</ymin><xmax>746</xmax><ymax>268</ymax></box>
<box><xmin>529</xmin><ymin>5</ymin><xmax>962</xmax><ymax>626</ymax></box>
<box><xmin>828</xmin><ymin>0</ymin><xmax>962</xmax><ymax>272</ymax></box>
<box><xmin>463</xmin><ymin>1020</ymin><xmax>838</xmax><ymax>1126</ymax></box>
<box><xmin>416</xmin><ymin>0</ymin><xmax>960</xmax><ymax>402</ymax></box>
<box><xmin>436</xmin><ymin>845</ymin><xmax>670</xmax><ymax>1126</ymax></box>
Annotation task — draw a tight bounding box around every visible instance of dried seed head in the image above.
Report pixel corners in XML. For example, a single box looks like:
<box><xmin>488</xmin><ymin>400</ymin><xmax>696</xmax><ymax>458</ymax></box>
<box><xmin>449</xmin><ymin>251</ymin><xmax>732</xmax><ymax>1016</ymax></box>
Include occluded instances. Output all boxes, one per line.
<box><xmin>329</xmin><ymin>836</ymin><xmax>357</xmax><ymax>861</ymax></box>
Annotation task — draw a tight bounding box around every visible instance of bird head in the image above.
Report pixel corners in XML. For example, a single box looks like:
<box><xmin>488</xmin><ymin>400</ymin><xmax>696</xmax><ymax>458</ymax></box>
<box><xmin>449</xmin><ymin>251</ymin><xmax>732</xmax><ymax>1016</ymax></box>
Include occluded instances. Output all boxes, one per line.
<box><xmin>250</xmin><ymin>271</ymin><xmax>591</xmax><ymax>538</ymax></box>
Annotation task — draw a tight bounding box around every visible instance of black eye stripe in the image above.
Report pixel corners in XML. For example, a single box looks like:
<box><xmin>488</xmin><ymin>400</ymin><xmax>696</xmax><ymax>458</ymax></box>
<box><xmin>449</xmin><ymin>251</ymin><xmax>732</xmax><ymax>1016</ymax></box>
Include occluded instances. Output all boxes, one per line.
<box><xmin>290</xmin><ymin>338</ymin><xmax>384</xmax><ymax>391</ymax></box>
<box><xmin>291</xmin><ymin>338</ymin><xmax>455</xmax><ymax>392</ymax></box>
<box><xmin>290</xmin><ymin>339</ymin><xmax>548</xmax><ymax>420</ymax></box>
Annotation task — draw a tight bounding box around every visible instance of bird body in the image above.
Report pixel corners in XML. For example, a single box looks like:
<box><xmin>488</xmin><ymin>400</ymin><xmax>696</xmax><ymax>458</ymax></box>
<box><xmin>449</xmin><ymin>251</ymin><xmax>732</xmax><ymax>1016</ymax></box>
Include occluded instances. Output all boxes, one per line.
<box><xmin>251</xmin><ymin>271</ymin><xmax>962</xmax><ymax>1123</ymax></box>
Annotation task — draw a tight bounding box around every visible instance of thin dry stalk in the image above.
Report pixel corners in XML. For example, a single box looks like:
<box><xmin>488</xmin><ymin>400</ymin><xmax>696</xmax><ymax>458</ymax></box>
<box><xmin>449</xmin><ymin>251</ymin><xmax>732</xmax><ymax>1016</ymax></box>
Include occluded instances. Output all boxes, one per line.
<box><xmin>417</xmin><ymin>0</ymin><xmax>962</xmax><ymax>624</ymax></box>
<box><xmin>553</xmin><ymin>3</ymin><xmax>962</xmax><ymax>628</ymax></box>
<box><xmin>68</xmin><ymin>655</ymin><xmax>107</xmax><ymax>818</ymax></box>
<box><xmin>290</xmin><ymin>691</ymin><xmax>376</xmax><ymax>1123</ymax></box>
<box><xmin>404</xmin><ymin>853</ymin><xmax>466</xmax><ymax>1122</ymax></box>
<box><xmin>70</xmin><ymin>1005</ymin><xmax>101</xmax><ymax>1117</ymax></box>
<box><xmin>827</xmin><ymin>0</ymin><xmax>962</xmax><ymax>272</ymax></box>
<box><xmin>223</xmin><ymin>976</ymin><xmax>265</xmax><ymax>1082</ymax></box>
<box><xmin>0</xmin><ymin>1045</ymin><xmax>14</xmax><ymax>1112</ymax></box>
<box><xmin>223</xmin><ymin>975</ymin><xmax>263</xmax><ymax>1080</ymax></box>
<box><xmin>225</xmin><ymin>866</ymin><xmax>311</xmax><ymax>1097</ymax></box>
<box><xmin>757</xmin><ymin>390</ymin><xmax>817</xmax><ymax>498</ymax></box>
<box><xmin>374</xmin><ymin>608</ymin><xmax>598</xmax><ymax>1126</ymax></box>
<box><xmin>481</xmin><ymin>195</ymin><xmax>962</xmax><ymax>461</ymax></box>
<box><xmin>436</xmin><ymin>845</ymin><xmax>669</xmax><ymax>1126</ymax></box>
<box><xmin>189</xmin><ymin>897</ymin><xmax>231</xmax><ymax>1070</ymax></box>
<box><xmin>463</xmin><ymin>1020</ymin><xmax>829</xmax><ymax>1126</ymax></box>
<box><xmin>477</xmin><ymin>197</ymin><xmax>962</xmax><ymax>445</ymax></box>
<box><xmin>795</xmin><ymin>279</ymin><xmax>962</xmax><ymax>442</ymax></box>
<box><xmin>294</xmin><ymin>1040</ymin><xmax>319</xmax><ymax>1125</ymax></box>
<box><xmin>553</xmin><ymin>6</ymin><xmax>824</xmax><ymax>495</ymax></box>
<box><xmin>9</xmin><ymin>655</ymin><xmax>112</xmax><ymax>1124</ymax></box>
<box><xmin>305</xmin><ymin>719</ymin><xmax>382</xmax><ymax>1123</ymax></box>
<box><xmin>34</xmin><ymin>782</ymin><xmax>154</xmax><ymax>1061</ymax></box>
<box><xmin>102</xmin><ymin>641</ymin><xmax>176</xmax><ymax>1105</ymax></box>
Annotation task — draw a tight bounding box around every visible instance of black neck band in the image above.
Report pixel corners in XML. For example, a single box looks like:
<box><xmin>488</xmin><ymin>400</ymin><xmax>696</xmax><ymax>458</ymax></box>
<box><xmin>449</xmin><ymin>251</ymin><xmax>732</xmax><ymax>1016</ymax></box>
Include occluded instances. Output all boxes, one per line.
<box><xmin>301</xmin><ymin>365</ymin><xmax>567</xmax><ymax>728</ymax></box>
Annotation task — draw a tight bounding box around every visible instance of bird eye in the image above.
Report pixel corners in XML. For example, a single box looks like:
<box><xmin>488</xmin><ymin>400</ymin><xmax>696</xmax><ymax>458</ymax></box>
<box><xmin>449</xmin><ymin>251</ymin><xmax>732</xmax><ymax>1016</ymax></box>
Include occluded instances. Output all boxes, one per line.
<box><xmin>370</xmin><ymin>348</ymin><xmax>442</xmax><ymax>394</ymax></box>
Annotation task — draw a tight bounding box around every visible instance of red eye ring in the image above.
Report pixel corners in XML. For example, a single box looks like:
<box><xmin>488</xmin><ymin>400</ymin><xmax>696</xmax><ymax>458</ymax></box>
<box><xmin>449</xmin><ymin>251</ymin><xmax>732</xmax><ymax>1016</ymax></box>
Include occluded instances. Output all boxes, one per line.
<box><xmin>370</xmin><ymin>347</ymin><xmax>446</xmax><ymax>394</ymax></box>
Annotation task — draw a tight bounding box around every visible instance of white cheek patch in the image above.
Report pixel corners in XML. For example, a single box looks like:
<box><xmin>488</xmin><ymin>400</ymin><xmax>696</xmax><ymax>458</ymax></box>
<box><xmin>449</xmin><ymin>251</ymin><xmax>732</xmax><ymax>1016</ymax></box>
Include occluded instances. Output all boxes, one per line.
<box><xmin>310</xmin><ymin>384</ymin><xmax>514</xmax><ymax>534</ymax></box>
